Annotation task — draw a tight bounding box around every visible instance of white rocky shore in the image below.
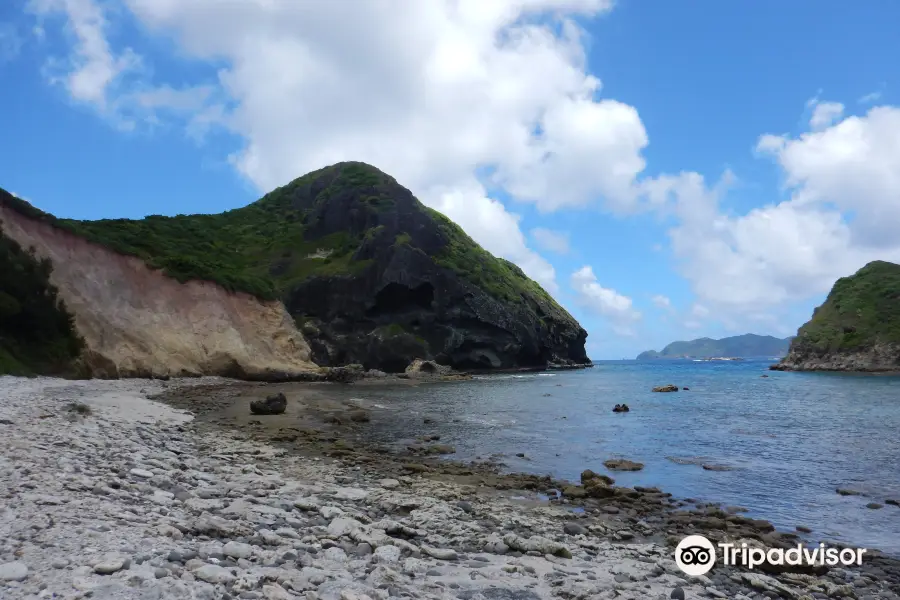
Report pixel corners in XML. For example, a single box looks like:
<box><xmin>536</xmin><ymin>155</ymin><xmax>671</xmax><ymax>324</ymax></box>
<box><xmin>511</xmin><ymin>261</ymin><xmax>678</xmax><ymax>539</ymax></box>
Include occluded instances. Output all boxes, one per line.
<box><xmin>0</xmin><ymin>377</ymin><xmax>894</xmax><ymax>600</ymax></box>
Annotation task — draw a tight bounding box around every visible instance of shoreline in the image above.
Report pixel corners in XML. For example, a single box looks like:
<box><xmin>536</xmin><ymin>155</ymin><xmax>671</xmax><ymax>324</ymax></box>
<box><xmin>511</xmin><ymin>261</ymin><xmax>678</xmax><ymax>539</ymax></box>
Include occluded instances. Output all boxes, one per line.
<box><xmin>153</xmin><ymin>379</ymin><xmax>899</xmax><ymax>558</ymax></box>
<box><xmin>2</xmin><ymin>376</ymin><xmax>899</xmax><ymax>600</ymax></box>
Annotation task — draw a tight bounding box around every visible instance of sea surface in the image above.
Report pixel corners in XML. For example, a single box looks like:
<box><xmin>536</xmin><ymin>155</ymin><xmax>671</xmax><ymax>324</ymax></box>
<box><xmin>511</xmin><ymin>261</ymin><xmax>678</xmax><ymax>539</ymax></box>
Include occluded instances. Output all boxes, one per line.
<box><xmin>337</xmin><ymin>359</ymin><xmax>900</xmax><ymax>555</ymax></box>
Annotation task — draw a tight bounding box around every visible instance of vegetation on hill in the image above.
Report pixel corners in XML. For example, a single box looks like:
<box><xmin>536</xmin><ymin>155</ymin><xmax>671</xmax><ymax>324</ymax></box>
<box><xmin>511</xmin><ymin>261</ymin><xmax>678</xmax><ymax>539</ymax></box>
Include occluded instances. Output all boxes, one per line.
<box><xmin>0</xmin><ymin>162</ymin><xmax>576</xmax><ymax>329</ymax></box>
<box><xmin>790</xmin><ymin>260</ymin><xmax>900</xmax><ymax>352</ymax></box>
<box><xmin>637</xmin><ymin>334</ymin><xmax>792</xmax><ymax>359</ymax></box>
<box><xmin>0</xmin><ymin>223</ymin><xmax>83</xmax><ymax>375</ymax></box>
<box><xmin>423</xmin><ymin>207</ymin><xmax>572</xmax><ymax>324</ymax></box>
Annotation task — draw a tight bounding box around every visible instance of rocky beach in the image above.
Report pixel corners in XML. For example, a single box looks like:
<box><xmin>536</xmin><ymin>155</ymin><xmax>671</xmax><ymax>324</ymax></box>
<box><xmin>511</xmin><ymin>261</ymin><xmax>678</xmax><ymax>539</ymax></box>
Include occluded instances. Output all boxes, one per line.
<box><xmin>2</xmin><ymin>376</ymin><xmax>899</xmax><ymax>600</ymax></box>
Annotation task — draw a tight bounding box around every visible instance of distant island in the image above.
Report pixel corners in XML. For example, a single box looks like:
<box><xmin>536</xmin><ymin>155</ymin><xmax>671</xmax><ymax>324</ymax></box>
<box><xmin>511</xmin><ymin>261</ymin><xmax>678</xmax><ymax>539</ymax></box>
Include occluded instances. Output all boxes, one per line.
<box><xmin>636</xmin><ymin>334</ymin><xmax>793</xmax><ymax>360</ymax></box>
<box><xmin>773</xmin><ymin>260</ymin><xmax>900</xmax><ymax>372</ymax></box>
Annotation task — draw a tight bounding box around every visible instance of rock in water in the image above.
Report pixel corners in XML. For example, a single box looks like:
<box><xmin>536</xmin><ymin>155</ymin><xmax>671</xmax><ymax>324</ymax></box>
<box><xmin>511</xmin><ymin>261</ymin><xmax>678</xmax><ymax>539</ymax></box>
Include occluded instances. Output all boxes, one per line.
<box><xmin>603</xmin><ymin>459</ymin><xmax>644</xmax><ymax>471</ymax></box>
<box><xmin>580</xmin><ymin>469</ymin><xmax>615</xmax><ymax>485</ymax></box>
<box><xmin>250</xmin><ymin>393</ymin><xmax>287</xmax><ymax>415</ymax></box>
<box><xmin>652</xmin><ymin>384</ymin><xmax>679</xmax><ymax>392</ymax></box>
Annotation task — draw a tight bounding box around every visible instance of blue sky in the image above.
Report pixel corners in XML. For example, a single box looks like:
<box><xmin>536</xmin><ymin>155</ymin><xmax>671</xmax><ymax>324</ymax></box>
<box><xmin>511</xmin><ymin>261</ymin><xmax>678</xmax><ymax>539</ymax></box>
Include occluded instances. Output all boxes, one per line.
<box><xmin>1</xmin><ymin>1</ymin><xmax>899</xmax><ymax>359</ymax></box>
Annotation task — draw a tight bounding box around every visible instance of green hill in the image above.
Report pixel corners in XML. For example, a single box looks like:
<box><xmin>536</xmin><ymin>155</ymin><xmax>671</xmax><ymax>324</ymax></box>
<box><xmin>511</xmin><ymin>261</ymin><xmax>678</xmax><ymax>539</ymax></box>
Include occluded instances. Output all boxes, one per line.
<box><xmin>0</xmin><ymin>162</ymin><xmax>589</xmax><ymax>372</ymax></box>
<box><xmin>637</xmin><ymin>333</ymin><xmax>792</xmax><ymax>360</ymax></box>
<box><xmin>774</xmin><ymin>261</ymin><xmax>900</xmax><ymax>371</ymax></box>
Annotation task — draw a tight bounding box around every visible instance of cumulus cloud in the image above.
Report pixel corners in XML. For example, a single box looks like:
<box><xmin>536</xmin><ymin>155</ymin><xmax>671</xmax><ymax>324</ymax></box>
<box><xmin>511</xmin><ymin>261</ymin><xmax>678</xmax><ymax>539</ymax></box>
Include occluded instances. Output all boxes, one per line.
<box><xmin>29</xmin><ymin>1</ymin><xmax>900</xmax><ymax>337</ymax></box>
<box><xmin>808</xmin><ymin>101</ymin><xmax>844</xmax><ymax>130</ymax></box>
<box><xmin>530</xmin><ymin>227</ymin><xmax>571</xmax><ymax>254</ymax></box>
<box><xmin>571</xmin><ymin>266</ymin><xmax>641</xmax><ymax>335</ymax></box>
<box><xmin>651</xmin><ymin>294</ymin><xmax>672</xmax><ymax>310</ymax></box>
<box><xmin>664</xmin><ymin>102</ymin><xmax>900</xmax><ymax>322</ymax></box>
<box><xmin>27</xmin><ymin>0</ymin><xmax>140</xmax><ymax>110</ymax></box>
<box><xmin>30</xmin><ymin>0</ymin><xmax>659</xmax><ymax>297</ymax></box>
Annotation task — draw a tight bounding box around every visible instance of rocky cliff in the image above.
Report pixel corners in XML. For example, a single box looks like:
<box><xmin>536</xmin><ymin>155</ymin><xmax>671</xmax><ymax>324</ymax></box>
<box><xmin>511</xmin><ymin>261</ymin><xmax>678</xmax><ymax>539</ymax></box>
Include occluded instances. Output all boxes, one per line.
<box><xmin>0</xmin><ymin>162</ymin><xmax>589</xmax><ymax>375</ymax></box>
<box><xmin>0</xmin><ymin>191</ymin><xmax>317</xmax><ymax>379</ymax></box>
<box><xmin>773</xmin><ymin>260</ymin><xmax>900</xmax><ymax>372</ymax></box>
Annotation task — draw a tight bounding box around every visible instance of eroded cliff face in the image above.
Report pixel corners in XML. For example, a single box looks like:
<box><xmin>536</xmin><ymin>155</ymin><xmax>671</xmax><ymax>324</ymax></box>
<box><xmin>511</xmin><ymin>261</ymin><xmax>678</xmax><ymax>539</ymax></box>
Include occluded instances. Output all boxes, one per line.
<box><xmin>0</xmin><ymin>204</ymin><xmax>317</xmax><ymax>379</ymax></box>
<box><xmin>772</xmin><ymin>343</ymin><xmax>900</xmax><ymax>372</ymax></box>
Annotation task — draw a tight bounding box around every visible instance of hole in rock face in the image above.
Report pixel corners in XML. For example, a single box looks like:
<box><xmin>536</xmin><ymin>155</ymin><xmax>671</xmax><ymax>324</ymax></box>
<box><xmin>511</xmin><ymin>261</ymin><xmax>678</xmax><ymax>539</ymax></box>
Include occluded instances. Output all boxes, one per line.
<box><xmin>368</xmin><ymin>282</ymin><xmax>434</xmax><ymax>316</ymax></box>
<box><xmin>377</xmin><ymin>358</ymin><xmax>410</xmax><ymax>373</ymax></box>
<box><xmin>419</xmin><ymin>361</ymin><xmax>437</xmax><ymax>373</ymax></box>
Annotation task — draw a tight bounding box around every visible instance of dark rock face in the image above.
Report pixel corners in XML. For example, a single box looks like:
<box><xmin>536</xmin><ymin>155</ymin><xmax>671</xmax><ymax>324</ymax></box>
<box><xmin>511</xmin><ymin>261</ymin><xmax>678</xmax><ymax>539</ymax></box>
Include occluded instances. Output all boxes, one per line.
<box><xmin>277</xmin><ymin>163</ymin><xmax>590</xmax><ymax>372</ymax></box>
<box><xmin>250</xmin><ymin>393</ymin><xmax>287</xmax><ymax>415</ymax></box>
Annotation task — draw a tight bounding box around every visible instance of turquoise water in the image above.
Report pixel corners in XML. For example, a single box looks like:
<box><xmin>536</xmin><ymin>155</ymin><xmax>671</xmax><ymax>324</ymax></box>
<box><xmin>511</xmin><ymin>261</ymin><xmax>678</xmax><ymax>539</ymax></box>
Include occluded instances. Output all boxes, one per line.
<box><xmin>346</xmin><ymin>359</ymin><xmax>900</xmax><ymax>554</ymax></box>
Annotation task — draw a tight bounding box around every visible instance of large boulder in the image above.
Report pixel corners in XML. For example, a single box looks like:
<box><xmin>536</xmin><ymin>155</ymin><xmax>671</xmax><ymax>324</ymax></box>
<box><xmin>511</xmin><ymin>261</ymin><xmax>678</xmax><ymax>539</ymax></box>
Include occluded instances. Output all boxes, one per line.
<box><xmin>250</xmin><ymin>393</ymin><xmax>287</xmax><ymax>415</ymax></box>
<box><xmin>404</xmin><ymin>358</ymin><xmax>450</xmax><ymax>377</ymax></box>
<box><xmin>323</xmin><ymin>364</ymin><xmax>365</xmax><ymax>383</ymax></box>
<box><xmin>580</xmin><ymin>469</ymin><xmax>615</xmax><ymax>486</ymax></box>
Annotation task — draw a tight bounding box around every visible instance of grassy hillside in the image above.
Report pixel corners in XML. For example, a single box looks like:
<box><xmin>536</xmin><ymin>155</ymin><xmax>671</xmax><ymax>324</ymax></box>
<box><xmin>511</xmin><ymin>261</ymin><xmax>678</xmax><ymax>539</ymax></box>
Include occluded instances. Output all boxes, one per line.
<box><xmin>0</xmin><ymin>221</ymin><xmax>83</xmax><ymax>375</ymax></box>
<box><xmin>792</xmin><ymin>260</ymin><xmax>900</xmax><ymax>352</ymax></box>
<box><xmin>637</xmin><ymin>334</ymin><xmax>792</xmax><ymax>359</ymax></box>
<box><xmin>0</xmin><ymin>162</ymin><xmax>577</xmax><ymax>327</ymax></box>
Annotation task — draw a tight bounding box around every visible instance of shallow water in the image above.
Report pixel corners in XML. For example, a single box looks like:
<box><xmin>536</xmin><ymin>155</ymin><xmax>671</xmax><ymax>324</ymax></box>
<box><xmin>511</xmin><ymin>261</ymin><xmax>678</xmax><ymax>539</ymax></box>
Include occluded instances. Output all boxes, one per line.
<box><xmin>332</xmin><ymin>360</ymin><xmax>900</xmax><ymax>554</ymax></box>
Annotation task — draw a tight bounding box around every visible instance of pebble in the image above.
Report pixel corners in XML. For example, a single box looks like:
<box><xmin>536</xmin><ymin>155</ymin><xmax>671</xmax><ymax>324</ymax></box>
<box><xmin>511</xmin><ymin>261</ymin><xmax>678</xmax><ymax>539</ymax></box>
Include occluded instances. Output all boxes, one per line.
<box><xmin>129</xmin><ymin>467</ymin><xmax>155</xmax><ymax>478</ymax></box>
<box><xmin>223</xmin><ymin>541</ymin><xmax>254</xmax><ymax>559</ymax></box>
<box><xmin>0</xmin><ymin>561</ymin><xmax>29</xmax><ymax>582</ymax></box>
<box><xmin>93</xmin><ymin>555</ymin><xmax>128</xmax><ymax>574</ymax></box>
<box><xmin>563</xmin><ymin>523</ymin><xmax>587</xmax><ymax>535</ymax></box>
<box><xmin>193</xmin><ymin>563</ymin><xmax>237</xmax><ymax>584</ymax></box>
<box><xmin>0</xmin><ymin>378</ymin><xmax>896</xmax><ymax>600</ymax></box>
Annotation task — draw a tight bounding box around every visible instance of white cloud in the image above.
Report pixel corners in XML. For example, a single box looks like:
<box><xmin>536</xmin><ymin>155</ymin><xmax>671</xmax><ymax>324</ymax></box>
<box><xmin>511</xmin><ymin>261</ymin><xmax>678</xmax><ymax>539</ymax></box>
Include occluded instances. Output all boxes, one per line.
<box><xmin>690</xmin><ymin>303</ymin><xmax>709</xmax><ymax>317</ymax></box>
<box><xmin>570</xmin><ymin>266</ymin><xmax>641</xmax><ymax>335</ymax></box>
<box><xmin>128</xmin><ymin>84</ymin><xmax>214</xmax><ymax>112</ymax></box>
<box><xmin>530</xmin><ymin>227</ymin><xmax>570</xmax><ymax>254</ymax></box>
<box><xmin>26</xmin><ymin>0</ymin><xmax>222</xmax><ymax>131</ymax></box>
<box><xmin>809</xmin><ymin>101</ymin><xmax>844</xmax><ymax>130</ymax></box>
<box><xmin>33</xmin><ymin>2</ymin><xmax>900</xmax><ymax>339</ymax></box>
<box><xmin>27</xmin><ymin>0</ymin><xmax>140</xmax><ymax>110</ymax></box>
<box><xmin>31</xmin><ymin>0</ymin><xmax>653</xmax><ymax>297</ymax></box>
<box><xmin>662</xmin><ymin>102</ymin><xmax>900</xmax><ymax>323</ymax></box>
<box><xmin>651</xmin><ymin>294</ymin><xmax>671</xmax><ymax>310</ymax></box>
<box><xmin>858</xmin><ymin>91</ymin><xmax>882</xmax><ymax>105</ymax></box>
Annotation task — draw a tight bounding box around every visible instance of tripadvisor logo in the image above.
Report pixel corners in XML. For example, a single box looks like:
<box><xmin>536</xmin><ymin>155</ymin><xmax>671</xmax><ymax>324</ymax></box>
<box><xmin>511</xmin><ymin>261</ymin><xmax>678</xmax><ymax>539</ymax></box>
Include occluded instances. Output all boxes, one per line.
<box><xmin>675</xmin><ymin>535</ymin><xmax>717</xmax><ymax>576</ymax></box>
<box><xmin>674</xmin><ymin>534</ymin><xmax>868</xmax><ymax>576</ymax></box>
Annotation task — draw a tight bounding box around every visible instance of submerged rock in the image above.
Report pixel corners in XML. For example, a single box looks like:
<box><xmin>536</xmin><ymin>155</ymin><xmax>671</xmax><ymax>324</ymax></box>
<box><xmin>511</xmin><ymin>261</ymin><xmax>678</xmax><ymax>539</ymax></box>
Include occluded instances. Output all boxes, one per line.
<box><xmin>604</xmin><ymin>459</ymin><xmax>644</xmax><ymax>472</ymax></box>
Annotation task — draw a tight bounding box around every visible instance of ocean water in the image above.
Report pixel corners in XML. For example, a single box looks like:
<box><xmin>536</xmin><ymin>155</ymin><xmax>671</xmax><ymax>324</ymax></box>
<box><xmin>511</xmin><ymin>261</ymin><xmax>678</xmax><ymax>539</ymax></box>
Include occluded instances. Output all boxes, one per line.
<box><xmin>341</xmin><ymin>359</ymin><xmax>900</xmax><ymax>555</ymax></box>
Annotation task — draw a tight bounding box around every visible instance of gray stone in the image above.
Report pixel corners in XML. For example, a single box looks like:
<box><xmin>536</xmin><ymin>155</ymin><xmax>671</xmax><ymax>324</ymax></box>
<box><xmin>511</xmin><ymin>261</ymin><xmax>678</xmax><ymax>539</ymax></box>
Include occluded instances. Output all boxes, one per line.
<box><xmin>223</xmin><ymin>541</ymin><xmax>254</xmax><ymax>559</ymax></box>
<box><xmin>94</xmin><ymin>556</ymin><xmax>129</xmax><ymax>574</ymax></box>
<box><xmin>0</xmin><ymin>561</ymin><xmax>28</xmax><ymax>581</ymax></box>
<box><xmin>194</xmin><ymin>564</ymin><xmax>237</xmax><ymax>585</ymax></box>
